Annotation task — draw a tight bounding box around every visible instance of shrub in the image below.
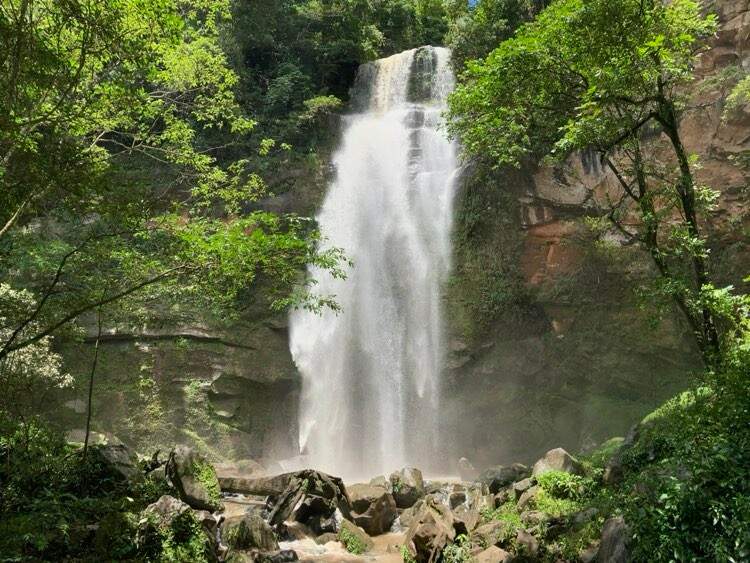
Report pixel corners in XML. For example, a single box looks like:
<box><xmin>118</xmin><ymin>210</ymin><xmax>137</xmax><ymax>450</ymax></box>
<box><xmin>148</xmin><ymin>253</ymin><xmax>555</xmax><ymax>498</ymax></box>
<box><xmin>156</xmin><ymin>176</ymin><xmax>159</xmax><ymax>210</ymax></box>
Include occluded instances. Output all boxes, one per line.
<box><xmin>339</xmin><ymin>525</ymin><xmax>367</xmax><ymax>555</ymax></box>
<box><xmin>443</xmin><ymin>534</ymin><xmax>472</xmax><ymax>563</ymax></box>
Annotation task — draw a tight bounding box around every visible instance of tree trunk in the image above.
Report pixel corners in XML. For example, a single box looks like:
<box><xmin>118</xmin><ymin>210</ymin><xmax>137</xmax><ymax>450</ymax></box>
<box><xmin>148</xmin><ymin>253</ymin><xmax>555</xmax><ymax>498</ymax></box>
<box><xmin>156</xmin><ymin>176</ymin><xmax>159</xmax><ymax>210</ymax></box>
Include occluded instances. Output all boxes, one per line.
<box><xmin>657</xmin><ymin>101</ymin><xmax>720</xmax><ymax>367</ymax></box>
<box><xmin>83</xmin><ymin>309</ymin><xmax>103</xmax><ymax>459</ymax></box>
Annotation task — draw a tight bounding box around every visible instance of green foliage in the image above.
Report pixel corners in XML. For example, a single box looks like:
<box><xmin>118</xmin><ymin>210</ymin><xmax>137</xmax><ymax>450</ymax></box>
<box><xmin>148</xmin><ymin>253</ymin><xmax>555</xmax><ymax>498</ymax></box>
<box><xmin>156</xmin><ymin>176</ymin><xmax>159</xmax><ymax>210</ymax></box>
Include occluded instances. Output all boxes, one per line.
<box><xmin>338</xmin><ymin>525</ymin><xmax>368</xmax><ymax>555</ymax></box>
<box><xmin>0</xmin><ymin>284</ymin><xmax>73</xmax><ymax>419</ymax></box>
<box><xmin>725</xmin><ymin>74</ymin><xmax>750</xmax><ymax>114</ymax></box>
<box><xmin>582</xmin><ymin>437</ymin><xmax>625</xmax><ymax>470</ymax></box>
<box><xmin>481</xmin><ymin>501</ymin><xmax>523</xmax><ymax>529</ymax></box>
<box><xmin>137</xmin><ymin>507</ymin><xmax>213</xmax><ymax>563</ymax></box>
<box><xmin>445</xmin><ymin>0</ymin><xmax>533</xmax><ymax>69</ymax></box>
<box><xmin>443</xmin><ymin>533</ymin><xmax>472</xmax><ymax>563</ymax></box>
<box><xmin>536</xmin><ymin>471</ymin><xmax>592</xmax><ymax>502</ymax></box>
<box><xmin>0</xmin><ymin>0</ymin><xmax>350</xmax><ymax>372</ymax></box>
<box><xmin>449</xmin><ymin>0</ymin><xmax>716</xmax><ymax>166</ymax></box>
<box><xmin>612</xmin><ymin>354</ymin><xmax>750</xmax><ymax>561</ymax></box>
<box><xmin>190</xmin><ymin>459</ymin><xmax>221</xmax><ymax>507</ymax></box>
<box><xmin>0</xmin><ymin>418</ymin><xmax>173</xmax><ymax>561</ymax></box>
<box><xmin>401</xmin><ymin>544</ymin><xmax>418</xmax><ymax>563</ymax></box>
<box><xmin>223</xmin><ymin>518</ymin><xmax>259</xmax><ymax>550</ymax></box>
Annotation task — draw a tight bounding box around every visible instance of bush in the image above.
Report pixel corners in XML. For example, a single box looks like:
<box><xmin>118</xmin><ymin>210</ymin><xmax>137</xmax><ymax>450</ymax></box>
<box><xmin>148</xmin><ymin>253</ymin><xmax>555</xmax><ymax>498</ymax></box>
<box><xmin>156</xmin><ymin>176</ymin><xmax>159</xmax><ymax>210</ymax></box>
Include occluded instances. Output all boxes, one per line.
<box><xmin>339</xmin><ymin>527</ymin><xmax>366</xmax><ymax>554</ymax></box>
<box><xmin>443</xmin><ymin>534</ymin><xmax>472</xmax><ymax>563</ymax></box>
<box><xmin>615</xmin><ymin>355</ymin><xmax>750</xmax><ymax>561</ymax></box>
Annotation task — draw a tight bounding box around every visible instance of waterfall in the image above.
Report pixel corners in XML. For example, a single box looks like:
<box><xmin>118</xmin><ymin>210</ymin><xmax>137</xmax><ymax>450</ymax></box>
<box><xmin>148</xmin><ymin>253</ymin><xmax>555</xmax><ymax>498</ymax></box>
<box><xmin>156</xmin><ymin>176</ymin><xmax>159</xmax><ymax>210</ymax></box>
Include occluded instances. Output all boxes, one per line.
<box><xmin>289</xmin><ymin>46</ymin><xmax>458</xmax><ymax>480</ymax></box>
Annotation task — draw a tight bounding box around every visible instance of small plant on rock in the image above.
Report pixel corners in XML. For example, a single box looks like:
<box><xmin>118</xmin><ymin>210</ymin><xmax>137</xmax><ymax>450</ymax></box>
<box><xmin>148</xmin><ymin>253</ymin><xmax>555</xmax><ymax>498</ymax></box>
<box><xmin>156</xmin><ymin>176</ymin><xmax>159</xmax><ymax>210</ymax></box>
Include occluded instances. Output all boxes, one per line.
<box><xmin>401</xmin><ymin>544</ymin><xmax>417</xmax><ymax>563</ymax></box>
<box><xmin>443</xmin><ymin>534</ymin><xmax>472</xmax><ymax>563</ymax></box>
<box><xmin>339</xmin><ymin>526</ymin><xmax>367</xmax><ymax>555</ymax></box>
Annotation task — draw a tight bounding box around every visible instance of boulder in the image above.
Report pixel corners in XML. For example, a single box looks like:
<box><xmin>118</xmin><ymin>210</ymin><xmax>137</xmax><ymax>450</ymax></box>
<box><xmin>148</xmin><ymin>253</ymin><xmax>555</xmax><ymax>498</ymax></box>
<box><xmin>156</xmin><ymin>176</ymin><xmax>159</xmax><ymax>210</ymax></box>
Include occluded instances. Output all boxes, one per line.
<box><xmin>222</xmin><ymin>513</ymin><xmax>279</xmax><ymax>551</ymax></box>
<box><xmin>91</xmin><ymin>443</ymin><xmax>139</xmax><ymax>481</ymax></box>
<box><xmin>494</xmin><ymin>489</ymin><xmax>513</xmax><ymax>507</ymax></box>
<box><xmin>458</xmin><ymin>457</ymin><xmax>479</xmax><ymax>482</ymax></box>
<box><xmin>389</xmin><ymin>467</ymin><xmax>425</xmax><ymax>508</ymax></box>
<box><xmin>348</xmin><ymin>483</ymin><xmax>398</xmax><ymax>536</ymax></box>
<box><xmin>520</xmin><ymin>510</ymin><xmax>549</xmax><ymax>527</ymax></box>
<box><xmin>314</xmin><ymin>532</ymin><xmax>339</xmax><ymax>545</ymax></box>
<box><xmin>515</xmin><ymin>529</ymin><xmax>539</xmax><ymax>557</ymax></box>
<box><xmin>449</xmin><ymin>491</ymin><xmax>467</xmax><ymax>509</ymax></box>
<box><xmin>166</xmin><ymin>445</ymin><xmax>222</xmax><ymax>511</ymax></box>
<box><xmin>338</xmin><ymin>519</ymin><xmax>374</xmax><ymax>553</ymax></box>
<box><xmin>517</xmin><ymin>485</ymin><xmax>540</xmax><ymax>510</ymax></box>
<box><xmin>603</xmin><ymin>456</ymin><xmax>625</xmax><ymax>485</ymax></box>
<box><xmin>597</xmin><ymin>517</ymin><xmax>630</xmax><ymax>563</ymax></box>
<box><xmin>194</xmin><ymin>510</ymin><xmax>219</xmax><ymax>537</ymax></box>
<box><xmin>452</xmin><ymin>505</ymin><xmax>480</xmax><ymax>535</ymax></box>
<box><xmin>265</xmin><ymin>470</ymin><xmax>351</xmax><ymax>534</ymax></box>
<box><xmin>140</xmin><ymin>494</ymin><xmax>191</xmax><ymax>526</ymax></box>
<box><xmin>399</xmin><ymin>499</ymin><xmax>425</xmax><ymax>529</ymax></box>
<box><xmin>137</xmin><ymin>495</ymin><xmax>215</xmax><ymax>558</ymax></box>
<box><xmin>472</xmin><ymin>520</ymin><xmax>516</xmax><ymax>549</ymax></box>
<box><xmin>404</xmin><ymin>497</ymin><xmax>456</xmax><ymax>563</ymax></box>
<box><xmin>475</xmin><ymin>545</ymin><xmax>511</xmax><ymax>563</ymax></box>
<box><xmin>531</xmin><ymin>448</ymin><xmax>583</xmax><ymax>477</ymax></box>
<box><xmin>478</xmin><ymin>464</ymin><xmax>530</xmax><ymax>494</ymax></box>
<box><xmin>511</xmin><ymin>478</ymin><xmax>534</xmax><ymax>501</ymax></box>
<box><xmin>580</xmin><ymin>543</ymin><xmax>599</xmax><ymax>563</ymax></box>
<box><xmin>369</xmin><ymin>475</ymin><xmax>391</xmax><ymax>490</ymax></box>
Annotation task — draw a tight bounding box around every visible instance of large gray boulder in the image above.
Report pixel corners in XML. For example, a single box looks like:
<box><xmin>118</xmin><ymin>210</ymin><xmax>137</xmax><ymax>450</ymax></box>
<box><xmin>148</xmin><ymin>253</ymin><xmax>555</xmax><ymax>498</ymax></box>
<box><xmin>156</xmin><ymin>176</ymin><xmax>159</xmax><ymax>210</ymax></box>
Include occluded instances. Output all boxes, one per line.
<box><xmin>478</xmin><ymin>464</ymin><xmax>530</xmax><ymax>493</ymax></box>
<box><xmin>389</xmin><ymin>467</ymin><xmax>425</xmax><ymax>508</ymax></box>
<box><xmin>265</xmin><ymin>470</ymin><xmax>351</xmax><ymax>535</ymax></box>
<box><xmin>222</xmin><ymin>513</ymin><xmax>278</xmax><ymax>551</ymax></box>
<box><xmin>597</xmin><ymin>517</ymin><xmax>630</xmax><ymax>562</ymax></box>
<box><xmin>166</xmin><ymin>445</ymin><xmax>223</xmax><ymax>511</ymax></box>
<box><xmin>531</xmin><ymin>447</ymin><xmax>584</xmax><ymax>477</ymax></box>
<box><xmin>348</xmin><ymin>483</ymin><xmax>398</xmax><ymax>536</ymax></box>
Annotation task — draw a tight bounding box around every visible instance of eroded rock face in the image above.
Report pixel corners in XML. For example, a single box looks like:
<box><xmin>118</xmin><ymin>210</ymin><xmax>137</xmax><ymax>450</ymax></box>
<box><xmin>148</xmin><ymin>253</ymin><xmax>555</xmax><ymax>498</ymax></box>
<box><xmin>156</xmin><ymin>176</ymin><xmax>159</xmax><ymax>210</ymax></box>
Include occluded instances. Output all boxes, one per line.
<box><xmin>166</xmin><ymin>445</ymin><xmax>223</xmax><ymax>511</ymax></box>
<box><xmin>443</xmin><ymin>0</ymin><xmax>750</xmax><ymax>469</ymax></box>
<box><xmin>347</xmin><ymin>483</ymin><xmax>397</xmax><ymax>536</ymax></box>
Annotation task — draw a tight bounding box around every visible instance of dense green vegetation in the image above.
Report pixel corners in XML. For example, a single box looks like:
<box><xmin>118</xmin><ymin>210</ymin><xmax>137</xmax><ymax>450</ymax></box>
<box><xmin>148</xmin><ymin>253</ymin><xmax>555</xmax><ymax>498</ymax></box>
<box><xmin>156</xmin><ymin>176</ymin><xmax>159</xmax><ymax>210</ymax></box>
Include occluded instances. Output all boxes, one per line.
<box><xmin>0</xmin><ymin>0</ymin><xmax>748</xmax><ymax>560</ymax></box>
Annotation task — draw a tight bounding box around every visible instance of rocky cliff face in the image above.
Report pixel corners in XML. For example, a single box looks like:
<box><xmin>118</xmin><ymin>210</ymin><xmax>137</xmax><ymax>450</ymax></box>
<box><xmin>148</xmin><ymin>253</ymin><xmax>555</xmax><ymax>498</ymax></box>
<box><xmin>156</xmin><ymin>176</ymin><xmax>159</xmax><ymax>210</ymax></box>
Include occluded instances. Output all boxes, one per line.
<box><xmin>58</xmin><ymin>0</ymin><xmax>749</xmax><ymax>469</ymax></box>
<box><xmin>443</xmin><ymin>0</ymin><xmax>750</xmax><ymax>467</ymax></box>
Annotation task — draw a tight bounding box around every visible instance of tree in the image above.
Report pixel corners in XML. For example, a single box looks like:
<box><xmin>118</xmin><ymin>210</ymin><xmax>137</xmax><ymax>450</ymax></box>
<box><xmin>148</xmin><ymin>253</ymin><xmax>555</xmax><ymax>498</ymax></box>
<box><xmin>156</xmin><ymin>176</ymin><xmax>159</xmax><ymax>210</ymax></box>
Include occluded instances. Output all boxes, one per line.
<box><xmin>445</xmin><ymin>0</ymin><xmax>533</xmax><ymax>68</ymax></box>
<box><xmin>0</xmin><ymin>0</ymin><xmax>346</xmax><ymax>363</ymax></box>
<box><xmin>448</xmin><ymin>0</ymin><xmax>724</xmax><ymax>366</ymax></box>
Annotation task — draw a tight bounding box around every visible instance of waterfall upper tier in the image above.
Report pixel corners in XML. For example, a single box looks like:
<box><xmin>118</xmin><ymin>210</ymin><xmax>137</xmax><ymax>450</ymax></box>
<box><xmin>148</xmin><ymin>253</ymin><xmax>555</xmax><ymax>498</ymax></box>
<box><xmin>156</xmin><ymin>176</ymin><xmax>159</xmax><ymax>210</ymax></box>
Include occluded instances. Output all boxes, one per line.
<box><xmin>289</xmin><ymin>46</ymin><xmax>458</xmax><ymax>480</ymax></box>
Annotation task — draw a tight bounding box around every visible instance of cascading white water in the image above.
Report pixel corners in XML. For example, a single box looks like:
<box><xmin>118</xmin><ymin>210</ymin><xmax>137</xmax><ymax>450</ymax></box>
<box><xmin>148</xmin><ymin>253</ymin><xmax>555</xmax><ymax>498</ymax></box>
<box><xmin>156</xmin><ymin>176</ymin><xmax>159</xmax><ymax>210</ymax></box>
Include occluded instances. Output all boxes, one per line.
<box><xmin>289</xmin><ymin>46</ymin><xmax>458</xmax><ymax>480</ymax></box>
